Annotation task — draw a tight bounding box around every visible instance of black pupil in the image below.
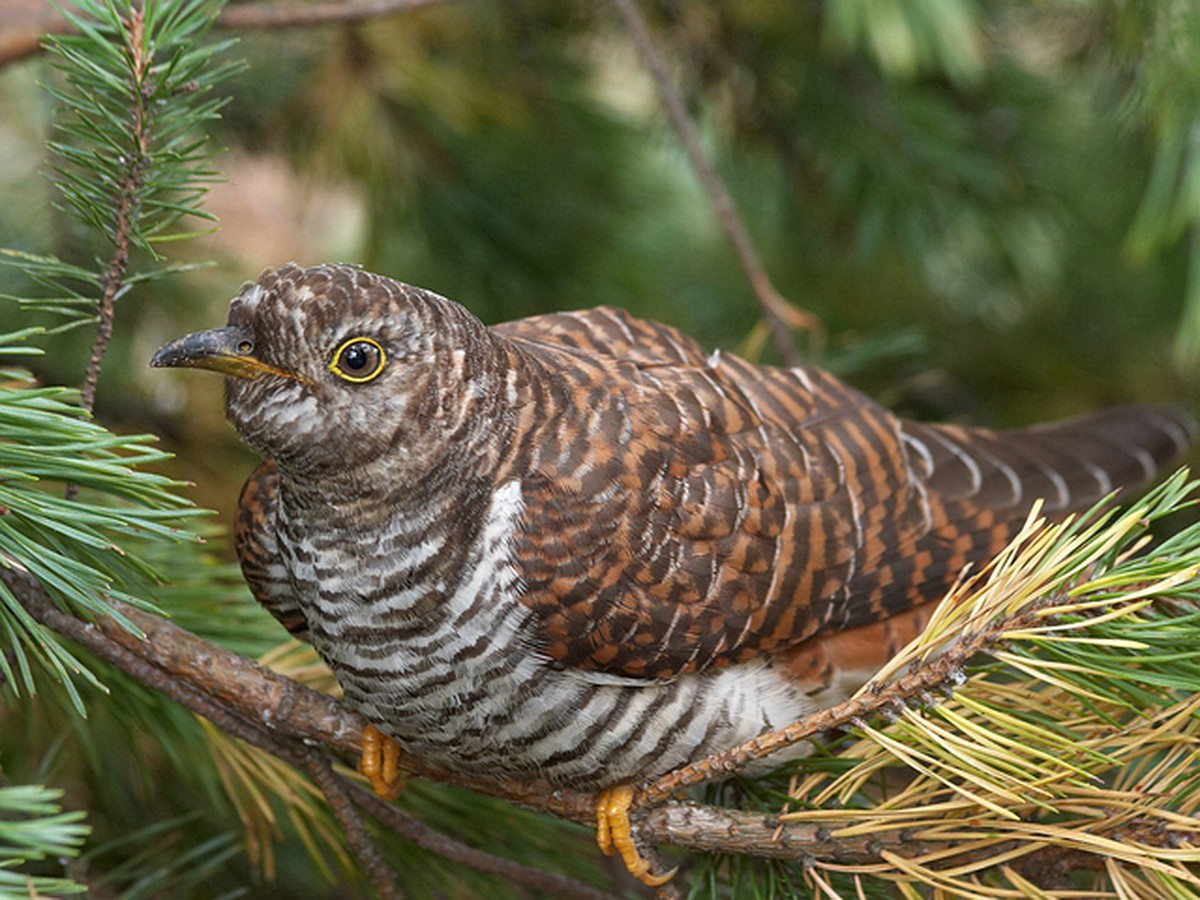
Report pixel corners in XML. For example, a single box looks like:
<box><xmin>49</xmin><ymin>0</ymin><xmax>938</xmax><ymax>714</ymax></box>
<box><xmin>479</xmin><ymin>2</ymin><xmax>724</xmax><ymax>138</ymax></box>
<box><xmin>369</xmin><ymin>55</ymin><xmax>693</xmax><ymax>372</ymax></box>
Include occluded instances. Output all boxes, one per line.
<box><xmin>343</xmin><ymin>343</ymin><xmax>372</xmax><ymax>371</ymax></box>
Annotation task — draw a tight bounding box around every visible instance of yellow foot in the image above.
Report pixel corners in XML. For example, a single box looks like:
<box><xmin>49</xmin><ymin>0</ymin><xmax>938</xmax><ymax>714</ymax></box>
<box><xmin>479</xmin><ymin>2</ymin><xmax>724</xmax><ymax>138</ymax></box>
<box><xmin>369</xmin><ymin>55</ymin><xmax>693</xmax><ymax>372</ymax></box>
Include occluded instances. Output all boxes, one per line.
<box><xmin>358</xmin><ymin>723</ymin><xmax>405</xmax><ymax>800</ymax></box>
<box><xmin>595</xmin><ymin>784</ymin><xmax>677</xmax><ymax>887</ymax></box>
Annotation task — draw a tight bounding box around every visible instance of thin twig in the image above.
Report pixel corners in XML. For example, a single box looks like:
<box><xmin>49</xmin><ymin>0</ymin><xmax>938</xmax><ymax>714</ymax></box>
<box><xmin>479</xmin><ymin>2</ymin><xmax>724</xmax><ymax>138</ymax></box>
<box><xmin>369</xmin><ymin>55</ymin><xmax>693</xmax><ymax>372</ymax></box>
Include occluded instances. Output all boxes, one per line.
<box><xmin>204</xmin><ymin>704</ymin><xmax>406</xmax><ymax>897</ymax></box>
<box><xmin>7</xmin><ymin>566</ymin><xmax>1194</xmax><ymax>881</ymax></box>
<box><xmin>77</xmin><ymin>6</ymin><xmax>148</xmax><ymax>420</ymax></box>
<box><xmin>0</xmin><ymin>0</ymin><xmax>450</xmax><ymax>68</ymax></box>
<box><xmin>217</xmin><ymin>0</ymin><xmax>447</xmax><ymax>30</ymax></box>
<box><xmin>348</xmin><ymin>785</ymin><xmax>619</xmax><ymax>900</ymax></box>
<box><xmin>638</xmin><ymin>604</ymin><xmax>1037</xmax><ymax>805</ymax></box>
<box><xmin>609</xmin><ymin>0</ymin><xmax>820</xmax><ymax>366</ymax></box>
<box><xmin>298</xmin><ymin>751</ymin><xmax>406</xmax><ymax>900</ymax></box>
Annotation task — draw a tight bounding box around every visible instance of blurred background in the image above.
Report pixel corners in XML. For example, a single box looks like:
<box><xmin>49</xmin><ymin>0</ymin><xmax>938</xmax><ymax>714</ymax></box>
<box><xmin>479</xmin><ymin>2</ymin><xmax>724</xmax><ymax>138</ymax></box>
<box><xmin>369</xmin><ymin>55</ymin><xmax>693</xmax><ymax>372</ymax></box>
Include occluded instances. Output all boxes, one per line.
<box><xmin>2</xmin><ymin>1</ymin><xmax>1196</xmax><ymax>522</ymax></box>
<box><xmin>1</xmin><ymin>0</ymin><xmax>1198</xmax><ymax>895</ymax></box>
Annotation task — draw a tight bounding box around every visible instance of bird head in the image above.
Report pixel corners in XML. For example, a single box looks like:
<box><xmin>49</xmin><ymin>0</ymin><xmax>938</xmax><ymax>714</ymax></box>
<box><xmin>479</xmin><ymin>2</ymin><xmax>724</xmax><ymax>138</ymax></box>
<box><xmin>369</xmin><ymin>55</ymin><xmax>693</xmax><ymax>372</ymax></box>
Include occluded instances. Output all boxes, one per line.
<box><xmin>151</xmin><ymin>263</ymin><xmax>497</xmax><ymax>479</ymax></box>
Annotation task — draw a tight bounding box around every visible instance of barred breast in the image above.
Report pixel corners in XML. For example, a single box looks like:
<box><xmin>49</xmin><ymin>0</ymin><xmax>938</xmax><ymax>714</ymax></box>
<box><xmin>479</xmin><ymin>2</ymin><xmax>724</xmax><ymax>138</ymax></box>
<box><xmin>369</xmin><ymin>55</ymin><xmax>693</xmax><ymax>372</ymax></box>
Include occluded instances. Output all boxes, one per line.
<box><xmin>274</xmin><ymin>475</ymin><xmax>817</xmax><ymax>785</ymax></box>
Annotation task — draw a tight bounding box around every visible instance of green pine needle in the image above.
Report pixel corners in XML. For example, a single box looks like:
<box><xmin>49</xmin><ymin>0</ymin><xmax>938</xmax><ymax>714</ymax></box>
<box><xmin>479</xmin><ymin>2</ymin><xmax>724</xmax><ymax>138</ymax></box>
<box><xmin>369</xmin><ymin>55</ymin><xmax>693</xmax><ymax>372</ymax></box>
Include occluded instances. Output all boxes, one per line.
<box><xmin>43</xmin><ymin>0</ymin><xmax>235</xmax><ymax>258</ymax></box>
<box><xmin>0</xmin><ymin>330</ymin><xmax>205</xmax><ymax>713</ymax></box>
<box><xmin>0</xmin><ymin>784</ymin><xmax>88</xmax><ymax>896</ymax></box>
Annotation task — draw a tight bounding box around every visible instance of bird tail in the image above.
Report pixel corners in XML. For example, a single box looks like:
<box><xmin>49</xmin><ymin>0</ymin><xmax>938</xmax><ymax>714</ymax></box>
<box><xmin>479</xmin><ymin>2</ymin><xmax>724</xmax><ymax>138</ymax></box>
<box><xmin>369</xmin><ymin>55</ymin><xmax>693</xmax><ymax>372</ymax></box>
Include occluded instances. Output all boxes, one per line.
<box><xmin>811</xmin><ymin>404</ymin><xmax>1194</xmax><ymax>667</ymax></box>
<box><xmin>901</xmin><ymin>405</ymin><xmax>1195</xmax><ymax>516</ymax></box>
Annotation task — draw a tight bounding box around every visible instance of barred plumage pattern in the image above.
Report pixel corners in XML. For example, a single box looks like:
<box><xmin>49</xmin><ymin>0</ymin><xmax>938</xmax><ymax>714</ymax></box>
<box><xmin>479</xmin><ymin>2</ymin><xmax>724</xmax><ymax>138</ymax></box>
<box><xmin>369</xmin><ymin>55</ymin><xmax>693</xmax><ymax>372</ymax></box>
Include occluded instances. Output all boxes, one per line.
<box><xmin>171</xmin><ymin>263</ymin><xmax>1193</xmax><ymax>787</ymax></box>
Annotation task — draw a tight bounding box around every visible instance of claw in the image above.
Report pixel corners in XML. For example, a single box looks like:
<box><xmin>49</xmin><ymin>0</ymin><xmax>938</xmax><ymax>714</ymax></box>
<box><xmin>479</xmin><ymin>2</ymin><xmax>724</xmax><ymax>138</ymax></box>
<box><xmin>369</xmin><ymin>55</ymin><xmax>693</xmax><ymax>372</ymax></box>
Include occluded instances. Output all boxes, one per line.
<box><xmin>595</xmin><ymin>784</ymin><xmax>677</xmax><ymax>887</ymax></box>
<box><xmin>359</xmin><ymin>723</ymin><xmax>405</xmax><ymax>800</ymax></box>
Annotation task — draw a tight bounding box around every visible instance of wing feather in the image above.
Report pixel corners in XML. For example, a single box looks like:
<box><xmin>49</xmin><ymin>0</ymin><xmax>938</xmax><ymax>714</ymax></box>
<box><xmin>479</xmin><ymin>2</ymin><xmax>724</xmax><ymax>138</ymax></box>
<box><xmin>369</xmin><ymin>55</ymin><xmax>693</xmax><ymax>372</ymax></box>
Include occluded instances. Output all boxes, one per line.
<box><xmin>235</xmin><ymin>459</ymin><xmax>310</xmax><ymax>640</ymax></box>
<box><xmin>500</xmin><ymin>310</ymin><xmax>1193</xmax><ymax>680</ymax></box>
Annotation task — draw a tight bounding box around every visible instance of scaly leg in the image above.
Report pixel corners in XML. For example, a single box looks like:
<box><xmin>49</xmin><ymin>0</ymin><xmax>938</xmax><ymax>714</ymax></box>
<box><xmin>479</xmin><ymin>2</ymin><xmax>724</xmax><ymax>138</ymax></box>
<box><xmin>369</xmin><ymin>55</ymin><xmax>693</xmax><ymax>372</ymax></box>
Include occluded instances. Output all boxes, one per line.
<box><xmin>595</xmin><ymin>784</ymin><xmax>677</xmax><ymax>886</ymax></box>
<box><xmin>359</xmin><ymin>723</ymin><xmax>405</xmax><ymax>800</ymax></box>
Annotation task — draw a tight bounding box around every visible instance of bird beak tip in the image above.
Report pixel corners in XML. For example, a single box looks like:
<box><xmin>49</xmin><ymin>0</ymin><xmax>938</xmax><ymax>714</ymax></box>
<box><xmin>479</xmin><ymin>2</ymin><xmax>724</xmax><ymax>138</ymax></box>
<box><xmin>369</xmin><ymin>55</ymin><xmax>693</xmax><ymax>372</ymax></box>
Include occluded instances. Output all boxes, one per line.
<box><xmin>149</xmin><ymin>327</ymin><xmax>248</xmax><ymax>374</ymax></box>
<box><xmin>148</xmin><ymin>345</ymin><xmax>176</xmax><ymax>368</ymax></box>
<box><xmin>149</xmin><ymin>327</ymin><xmax>303</xmax><ymax>384</ymax></box>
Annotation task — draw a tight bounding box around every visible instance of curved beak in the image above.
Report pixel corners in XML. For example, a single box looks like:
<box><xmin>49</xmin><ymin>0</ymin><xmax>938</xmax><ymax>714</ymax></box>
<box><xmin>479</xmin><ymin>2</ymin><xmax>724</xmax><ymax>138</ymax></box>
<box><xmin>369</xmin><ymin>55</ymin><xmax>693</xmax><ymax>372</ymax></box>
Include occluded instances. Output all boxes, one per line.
<box><xmin>150</xmin><ymin>326</ymin><xmax>305</xmax><ymax>384</ymax></box>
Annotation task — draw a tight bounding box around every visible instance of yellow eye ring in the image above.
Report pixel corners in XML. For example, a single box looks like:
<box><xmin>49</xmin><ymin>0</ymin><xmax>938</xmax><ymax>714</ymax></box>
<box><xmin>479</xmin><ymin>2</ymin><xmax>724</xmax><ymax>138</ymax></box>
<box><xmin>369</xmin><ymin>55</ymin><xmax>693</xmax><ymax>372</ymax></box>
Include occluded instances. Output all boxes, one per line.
<box><xmin>330</xmin><ymin>337</ymin><xmax>387</xmax><ymax>383</ymax></box>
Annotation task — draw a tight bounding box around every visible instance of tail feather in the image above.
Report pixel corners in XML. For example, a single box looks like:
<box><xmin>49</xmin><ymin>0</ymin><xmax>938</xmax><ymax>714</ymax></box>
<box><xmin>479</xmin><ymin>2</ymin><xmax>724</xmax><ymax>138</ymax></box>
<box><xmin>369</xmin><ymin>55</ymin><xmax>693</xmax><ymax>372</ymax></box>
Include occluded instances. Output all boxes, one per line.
<box><xmin>904</xmin><ymin>405</ymin><xmax>1195</xmax><ymax>516</ymax></box>
<box><xmin>785</xmin><ymin>406</ymin><xmax>1194</xmax><ymax>701</ymax></box>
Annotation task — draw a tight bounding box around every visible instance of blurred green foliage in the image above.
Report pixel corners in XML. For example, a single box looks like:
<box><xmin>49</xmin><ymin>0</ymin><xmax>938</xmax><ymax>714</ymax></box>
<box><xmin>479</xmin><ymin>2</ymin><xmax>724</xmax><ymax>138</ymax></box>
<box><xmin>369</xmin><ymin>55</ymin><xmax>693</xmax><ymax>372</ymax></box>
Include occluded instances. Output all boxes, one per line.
<box><xmin>1</xmin><ymin>0</ymin><xmax>1199</xmax><ymax>896</ymax></box>
<box><xmin>7</xmin><ymin>1</ymin><xmax>1200</xmax><ymax>449</ymax></box>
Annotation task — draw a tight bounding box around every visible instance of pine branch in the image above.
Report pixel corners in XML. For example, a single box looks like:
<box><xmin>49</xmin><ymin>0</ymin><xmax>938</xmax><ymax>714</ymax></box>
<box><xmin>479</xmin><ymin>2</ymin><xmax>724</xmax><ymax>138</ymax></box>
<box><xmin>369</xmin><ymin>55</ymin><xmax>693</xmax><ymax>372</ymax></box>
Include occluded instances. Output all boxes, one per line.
<box><xmin>690</xmin><ymin>475</ymin><xmax>1200</xmax><ymax>893</ymax></box>
<box><xmin>42</xmin><ymin>0</ymin><xmax>233</xmax><ymax>416</ymax></box>
<box><xmin>294</xmin><ymin>748</ymin><xmax>404</xmax><ymax>898</ymax></box>
<box><xmin>6</xmin><ymin>475</ymin><xmax>1200</xmax><ymax>893</ymax></box>
<box><xmin>0</xmin><ymin>559</ymin><xmax>975</xmax><ymax>870</ymax></box>
<box><xmin>1</xmin><ymin>566</ymin><xmax>619</xmax><ymax>900</ymax></box>
<box><xmin>346</xmin><ymin>786</ymin><xmax>619</xmax><ymax>900</ymax></box>
<box><xmin>0</xmin><ymin>337</ymin><xmax>202</xmax><ymax>713</ymax></box>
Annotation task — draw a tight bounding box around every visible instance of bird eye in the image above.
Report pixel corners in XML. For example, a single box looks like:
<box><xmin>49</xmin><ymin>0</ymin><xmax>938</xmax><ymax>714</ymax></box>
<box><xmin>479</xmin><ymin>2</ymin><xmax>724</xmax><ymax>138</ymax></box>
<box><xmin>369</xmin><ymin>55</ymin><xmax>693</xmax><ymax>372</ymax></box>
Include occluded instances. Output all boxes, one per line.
<box><xmin>330</xmin><ymin>337</ymin><xmax>386</xmax><ymax>383</ymax></box>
